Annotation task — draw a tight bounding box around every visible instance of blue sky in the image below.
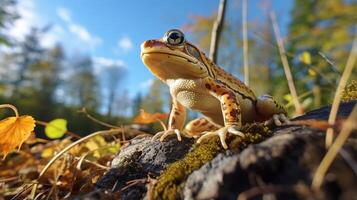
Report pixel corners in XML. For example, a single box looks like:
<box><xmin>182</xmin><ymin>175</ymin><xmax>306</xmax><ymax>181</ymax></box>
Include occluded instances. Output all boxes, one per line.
<box><xmin>9</xmin><ymin>0</ymin><xmax>293</xmax><ymax>99</ymax></box>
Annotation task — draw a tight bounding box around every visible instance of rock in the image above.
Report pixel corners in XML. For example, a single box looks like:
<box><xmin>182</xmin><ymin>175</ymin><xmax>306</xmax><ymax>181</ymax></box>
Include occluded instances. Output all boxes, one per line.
<box><xmin>183</xmin><ymin>152</ymin><xmax>239</xmax><ymax>200</ymax></box>
<box><xmin>182</xmin><ymin>101</ymin><xmax>357</xmax><ymax>200</ymax></box>
<box><xmin>91</xmin><ymin>101</ymin><xmax>356</xmax><ymax>200</ymax></box>
<box><xmin>95</xmin><ymin>135</ymin><xmax>194</xmax><ymax>199</ymax></box>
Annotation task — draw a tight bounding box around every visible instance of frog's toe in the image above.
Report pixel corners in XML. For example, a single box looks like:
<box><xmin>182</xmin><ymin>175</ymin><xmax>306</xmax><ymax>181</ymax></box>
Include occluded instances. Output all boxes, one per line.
<box><xmin>152</xmin><ymin>131</ymin><xmax>164</xmax><ymax>141</ymax></box>
<box><xmin>265</xmin><ymin>114</ymin><xmax>291</xmax><ymax>126</ymax></box>
<box><xmin>279</xmin><ymin>113</ymin><xmax>291</xmax><ymax>124</ymax></box>
<box><xmin>197</xmin><ymin>130</ymin><xmax>228</xmax><ymax>149</ymax></box>
<box><xmin>152</xmin><ymin>129</ymin><xmax>182</xmax><ymax>142</ymax></box>
<box><xmin>196</xmin><ymin>131</ymin><xmax>217</xmax><ymax>143</ymax></box>
<box><xmin>273</xmin><ymin>114</ymin><xmax>282</xmax><ymax>126</ymax></box>
<box><xmin>227</xmin><ymin>125</ymin><xmax>245</xmax><ymax>137</ymax></box>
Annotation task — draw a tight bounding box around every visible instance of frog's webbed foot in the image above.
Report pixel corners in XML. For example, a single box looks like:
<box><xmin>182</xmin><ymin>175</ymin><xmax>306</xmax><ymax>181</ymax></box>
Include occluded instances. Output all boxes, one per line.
<box><xmin>264</xmin><ymin>113</ymin><xmax>291</xmax><ymax>126</ymax></box>
<box><xmin>196</xmin><ymin>125</ymin><xmax>244</xmax><ymax>149</ymax></box>
<box><xmin>152</xmin><ymin>129</ymin><xmax>182</xmax><ymax>142</ymax></box>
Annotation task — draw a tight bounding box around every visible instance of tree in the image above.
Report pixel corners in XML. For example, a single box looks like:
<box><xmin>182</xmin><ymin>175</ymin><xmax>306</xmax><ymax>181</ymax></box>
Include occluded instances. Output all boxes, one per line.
<box><xmin>65</xmin><ymin>56</ymin><xmax>99</xmax><ymax>110</ymax></box>
<box><xmin>30</xmin><ymin>44</ymin><xmax>64</xmax><ymax>120</ymax></box>
<box><xmin>288</xmin><ymin>0</ymin><xmax>357</xmax><ymax>107</ymax></box>
<box><xmin>10</xmin><ymin>28</ymin><xmax>45</xmax><ymax>97</ymax></box>
<box><xmin>132</xmin><ymin>92</ymin><xmax>143</xmax><ymax>116</ymax></box>
<box><xmin>101</xmin><ymin>66</ymin><xmax>126</xmax><ymax>117</ymax></box>
<box><xmin>141</xmin><ymin>79</ymin><xmax>168</xmax><ymax>113</ymax></box>
<box><xmin>0</xmin><ymin>0</ymin><xmax>17</xmax><ymax>46</ymax></box>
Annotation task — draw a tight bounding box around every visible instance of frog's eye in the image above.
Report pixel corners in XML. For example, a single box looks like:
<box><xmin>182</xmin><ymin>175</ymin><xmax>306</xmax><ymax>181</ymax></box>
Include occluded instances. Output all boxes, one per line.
<box><xmin>186</xmin><ymin>45</ymin><xmax>203</xmax><ymax>62</ymax></box>
<box><xmin>164</xmin><ymin>29</ymin><xmax>185</xmax><ymax>46</ymax></box>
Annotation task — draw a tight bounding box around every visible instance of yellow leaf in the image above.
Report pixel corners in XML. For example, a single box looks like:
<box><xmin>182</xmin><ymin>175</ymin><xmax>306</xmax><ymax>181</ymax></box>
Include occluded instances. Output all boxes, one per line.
<box><xmin>133</xmin><ymin>109</ymin><xmax>168</xmax><ymax>124</ymax></box>
<box><xmin>308</xmin><ymin>69</ymin><xmax>316</xmax><ymax>76</ymax></box>
<box><xmin>284</xmin><ymin>94</ymin><xmax>292</xmax><ymax>102</ymax></box>
<box><xmin>0</xmin><ymin>115</ymin><xmax>36</xmax><ymax>159</ymax></box>
<box><xmin>299</xmin><ymin>51</ymin><xmax>311</xmax><ymax>65</ymax></box>
<box><xmin>45</xmin><ymin>118</ymin><xmax>67</xmax><ymax>139</ymax></box>
<box><xmin>41</xmin><ymin>148</ymin><xmax>54</xmax><ymax>158</ymax></box>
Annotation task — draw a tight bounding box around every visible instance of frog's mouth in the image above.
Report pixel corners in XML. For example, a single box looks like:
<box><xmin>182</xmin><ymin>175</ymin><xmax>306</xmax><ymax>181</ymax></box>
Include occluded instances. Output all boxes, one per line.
<box><xmin>141</xmin><ymin>49</ymin><xmax>208</xmax><ymax>81</ymax></box>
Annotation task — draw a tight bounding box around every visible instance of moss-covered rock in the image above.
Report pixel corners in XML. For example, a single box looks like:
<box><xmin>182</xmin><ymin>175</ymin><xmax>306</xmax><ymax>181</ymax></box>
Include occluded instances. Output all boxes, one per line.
<box><xmin>152</xmin><ymin>123</ymin><xmax>272</xmax><ymax>200</ymax></box>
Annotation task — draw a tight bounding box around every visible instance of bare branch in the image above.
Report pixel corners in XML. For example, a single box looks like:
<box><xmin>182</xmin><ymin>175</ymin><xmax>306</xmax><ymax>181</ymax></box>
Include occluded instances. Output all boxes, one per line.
<box><xmin>242</xmin><ymin>0</ymin><xmax>249</xmax><ymax>86</ymax></box>
<box><xmin>270</xmin><ymin>12</ymin><xmax>304</xmax><ymax>115</ymax></box>
<box><xmin>209</xmin><ymin>0</ymin><xmax>227</xmax><ymax>63</ymax></box>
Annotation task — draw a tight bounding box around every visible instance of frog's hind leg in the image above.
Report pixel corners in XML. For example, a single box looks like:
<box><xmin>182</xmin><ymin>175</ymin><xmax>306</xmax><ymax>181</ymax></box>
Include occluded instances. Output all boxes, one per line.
<box><xmin>256</xmin><ymin>94</ymin><xmax>290</xmax><ymax>125</ymax></box>
<box><xmin>183</xmin><ymin>118</ymin><xmax>220</xmax><ymax>138</ymax></box>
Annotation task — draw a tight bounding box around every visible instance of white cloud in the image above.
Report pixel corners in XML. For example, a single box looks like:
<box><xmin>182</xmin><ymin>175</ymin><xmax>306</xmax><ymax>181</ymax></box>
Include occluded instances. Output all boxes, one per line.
<box><xmin>5</xmin><ymin>0</ymin><xmax>62</xmax><ymax>48</ymax></box>
<box><xmin>93</xmin><ymin>56</ymin><xmax>125</xmax><ymax>67</ymax></box>
<box><xmin>57</xmin><ymin>7</ymin><xmax>72</xmax><ymax>23</ymax></box>
<box><xmin>92</xmin><ymin>56</ymin><xmax>125</xmax><ymax>74</ymax></box>
<box><xmin>139</xmin><ymin>79</ymin><xmax>154</xmax><ymax>89</ymax></box>
<box><xmin>117</xmin><ymin>36</ymin><xmax>133</xmax><ymax>52</ymax></box>
<box><xmin>7</xmin><ymin>0</ymin><xmax>37</xmax><ymax>41</ymax></box>
<box><xmin>56</xmin><ymin>6</ymin><xmax>102</xmax><ymax>49</ymax></box>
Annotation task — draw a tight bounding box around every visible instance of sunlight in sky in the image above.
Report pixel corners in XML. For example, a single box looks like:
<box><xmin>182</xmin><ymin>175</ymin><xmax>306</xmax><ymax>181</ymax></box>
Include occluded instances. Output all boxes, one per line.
<box><xmin>10</xmin><ymin>0</ymin><xmax>292</xmax><ymax>97</ymax></box>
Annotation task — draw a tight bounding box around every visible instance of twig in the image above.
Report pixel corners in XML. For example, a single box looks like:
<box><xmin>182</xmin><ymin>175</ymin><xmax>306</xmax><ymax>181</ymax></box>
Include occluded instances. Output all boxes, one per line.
<box><xmin>270</xmin><ymin>12</ymin><xmax>304</xmax><ymax>115</ymax></box>
<box><xmin>209</xmin><ymin>0</ymin><xmax>227</xmax><ymax>63</ymax></box>
<box><xmin>242</xmin><ymin>0</ymin><xmax>249</xmax><ymax>86</ymax></box>
<box><xmin>312</xmin><ymin>105</ymin><xmax>357</xmax><ymax>190</ymax></box>
<box><xmin>325</xmin><ymin>32</ymin><xmax>357</xmax><ymax>148</ymax></box>
<box><xmin>35</xmin><ymin>120</ymin><xmax>81</xmax><ymax>139</ymax></box>
<box><xmin>0</xmin><ymin>104</ymin><xmax>19</xmax><ymax>117</ymax></box>
<box><xmin>120</xmin><ymin>178</ymin><xmax>148</xmax><ymax>192</ymax></box>
<box><xmin>74</xmin><ymin>154</ymin><xmax>110</xmax><ymax>170</ymax></box>
<box><xmin>78</xmin><ymin>107</ymin><xmax>120</xmax><ymax>129</ymax></box>
<box><xmin>318</xmin><ymin>51</ymin><xmax>342</xmax><ymax>76</ymax></box>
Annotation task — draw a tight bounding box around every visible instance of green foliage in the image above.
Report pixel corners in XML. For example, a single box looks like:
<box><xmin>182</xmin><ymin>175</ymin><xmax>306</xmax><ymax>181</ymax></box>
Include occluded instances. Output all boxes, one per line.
<box><xmin>288</xmin><ymin>0</ymin><xmax>357</xmax><ymax>107</ymax></box>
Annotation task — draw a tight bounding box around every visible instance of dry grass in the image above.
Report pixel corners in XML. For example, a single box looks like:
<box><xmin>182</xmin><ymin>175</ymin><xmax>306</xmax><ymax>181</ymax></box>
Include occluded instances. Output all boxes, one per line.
<box><xmin>325</xmin><ymin>34</ymin><xmax>357</xmax><ymax>148</ymax></box>
<box><xmin>312</xmin><ymin>104</ymin><xmax>357</xmax><ymax>189</ymax></box>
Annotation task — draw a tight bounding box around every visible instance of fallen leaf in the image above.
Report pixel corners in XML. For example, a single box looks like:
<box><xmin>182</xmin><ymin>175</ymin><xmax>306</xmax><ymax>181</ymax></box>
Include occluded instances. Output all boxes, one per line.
<box><xmin>0</xmin><ymin>115</ymin><xmax>36</xmax><ymax>159</ymax></box>
<box><xmin>45</xmin><ymin>118</ymin><xmax>68</xmax><ymax>139</ymax></box>
<box><xmin>133</xmin><ymin>109</ymin><xmax>168</xmax><ymax>124</ymax></box>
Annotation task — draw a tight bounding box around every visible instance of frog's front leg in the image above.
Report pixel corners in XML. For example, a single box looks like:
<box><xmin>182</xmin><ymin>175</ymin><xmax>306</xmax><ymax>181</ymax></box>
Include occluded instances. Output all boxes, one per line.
<box><xmin>197</xmin><ymin>77</ymin><xmax>245</xmax><ymax>149</ymax></box>
<box><xmin>152</xmin><ymin>97</ymin><xmax>186</xmax><ymax>141</ymax></box>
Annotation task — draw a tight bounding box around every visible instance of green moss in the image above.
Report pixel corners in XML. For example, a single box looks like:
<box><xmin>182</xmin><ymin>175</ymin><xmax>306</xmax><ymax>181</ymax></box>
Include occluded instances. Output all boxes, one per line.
<box><xmin>341</xmin><ymin>80</ymin><xmax>357</xmax><ymax>102</ymax></box>
<box><xmin>228</xmin><ymin>123</ymin><xmax>272</xmax><ymax>151</ymax></box>
<box><xmin>152</xmin><ymin>123</ymin><xmax>272</xmax><ymax>200</ymax></box>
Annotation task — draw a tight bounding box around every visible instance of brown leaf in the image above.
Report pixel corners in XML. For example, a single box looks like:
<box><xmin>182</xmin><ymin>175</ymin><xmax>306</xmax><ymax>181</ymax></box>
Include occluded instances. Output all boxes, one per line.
<box><xmin>133</xmin><ymin>109</ymin><xmax>168</xmax><ymax>124</ymax></box>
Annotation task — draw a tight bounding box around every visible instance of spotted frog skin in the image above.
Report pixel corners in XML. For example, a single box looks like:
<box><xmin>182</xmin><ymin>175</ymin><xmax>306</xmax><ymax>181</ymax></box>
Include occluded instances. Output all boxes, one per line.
<box><xmin>140</xmin><ymin>29</ymin><xmax>289</xmax><ymax>149</ymax></box>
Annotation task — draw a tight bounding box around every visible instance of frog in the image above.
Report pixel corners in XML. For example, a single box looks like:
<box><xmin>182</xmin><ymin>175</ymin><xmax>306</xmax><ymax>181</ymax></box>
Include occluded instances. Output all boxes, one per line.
<box><xmin>140</xmin><ymin>29</ymin><xmax>289</xmax><ymax>149</ymax></box>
